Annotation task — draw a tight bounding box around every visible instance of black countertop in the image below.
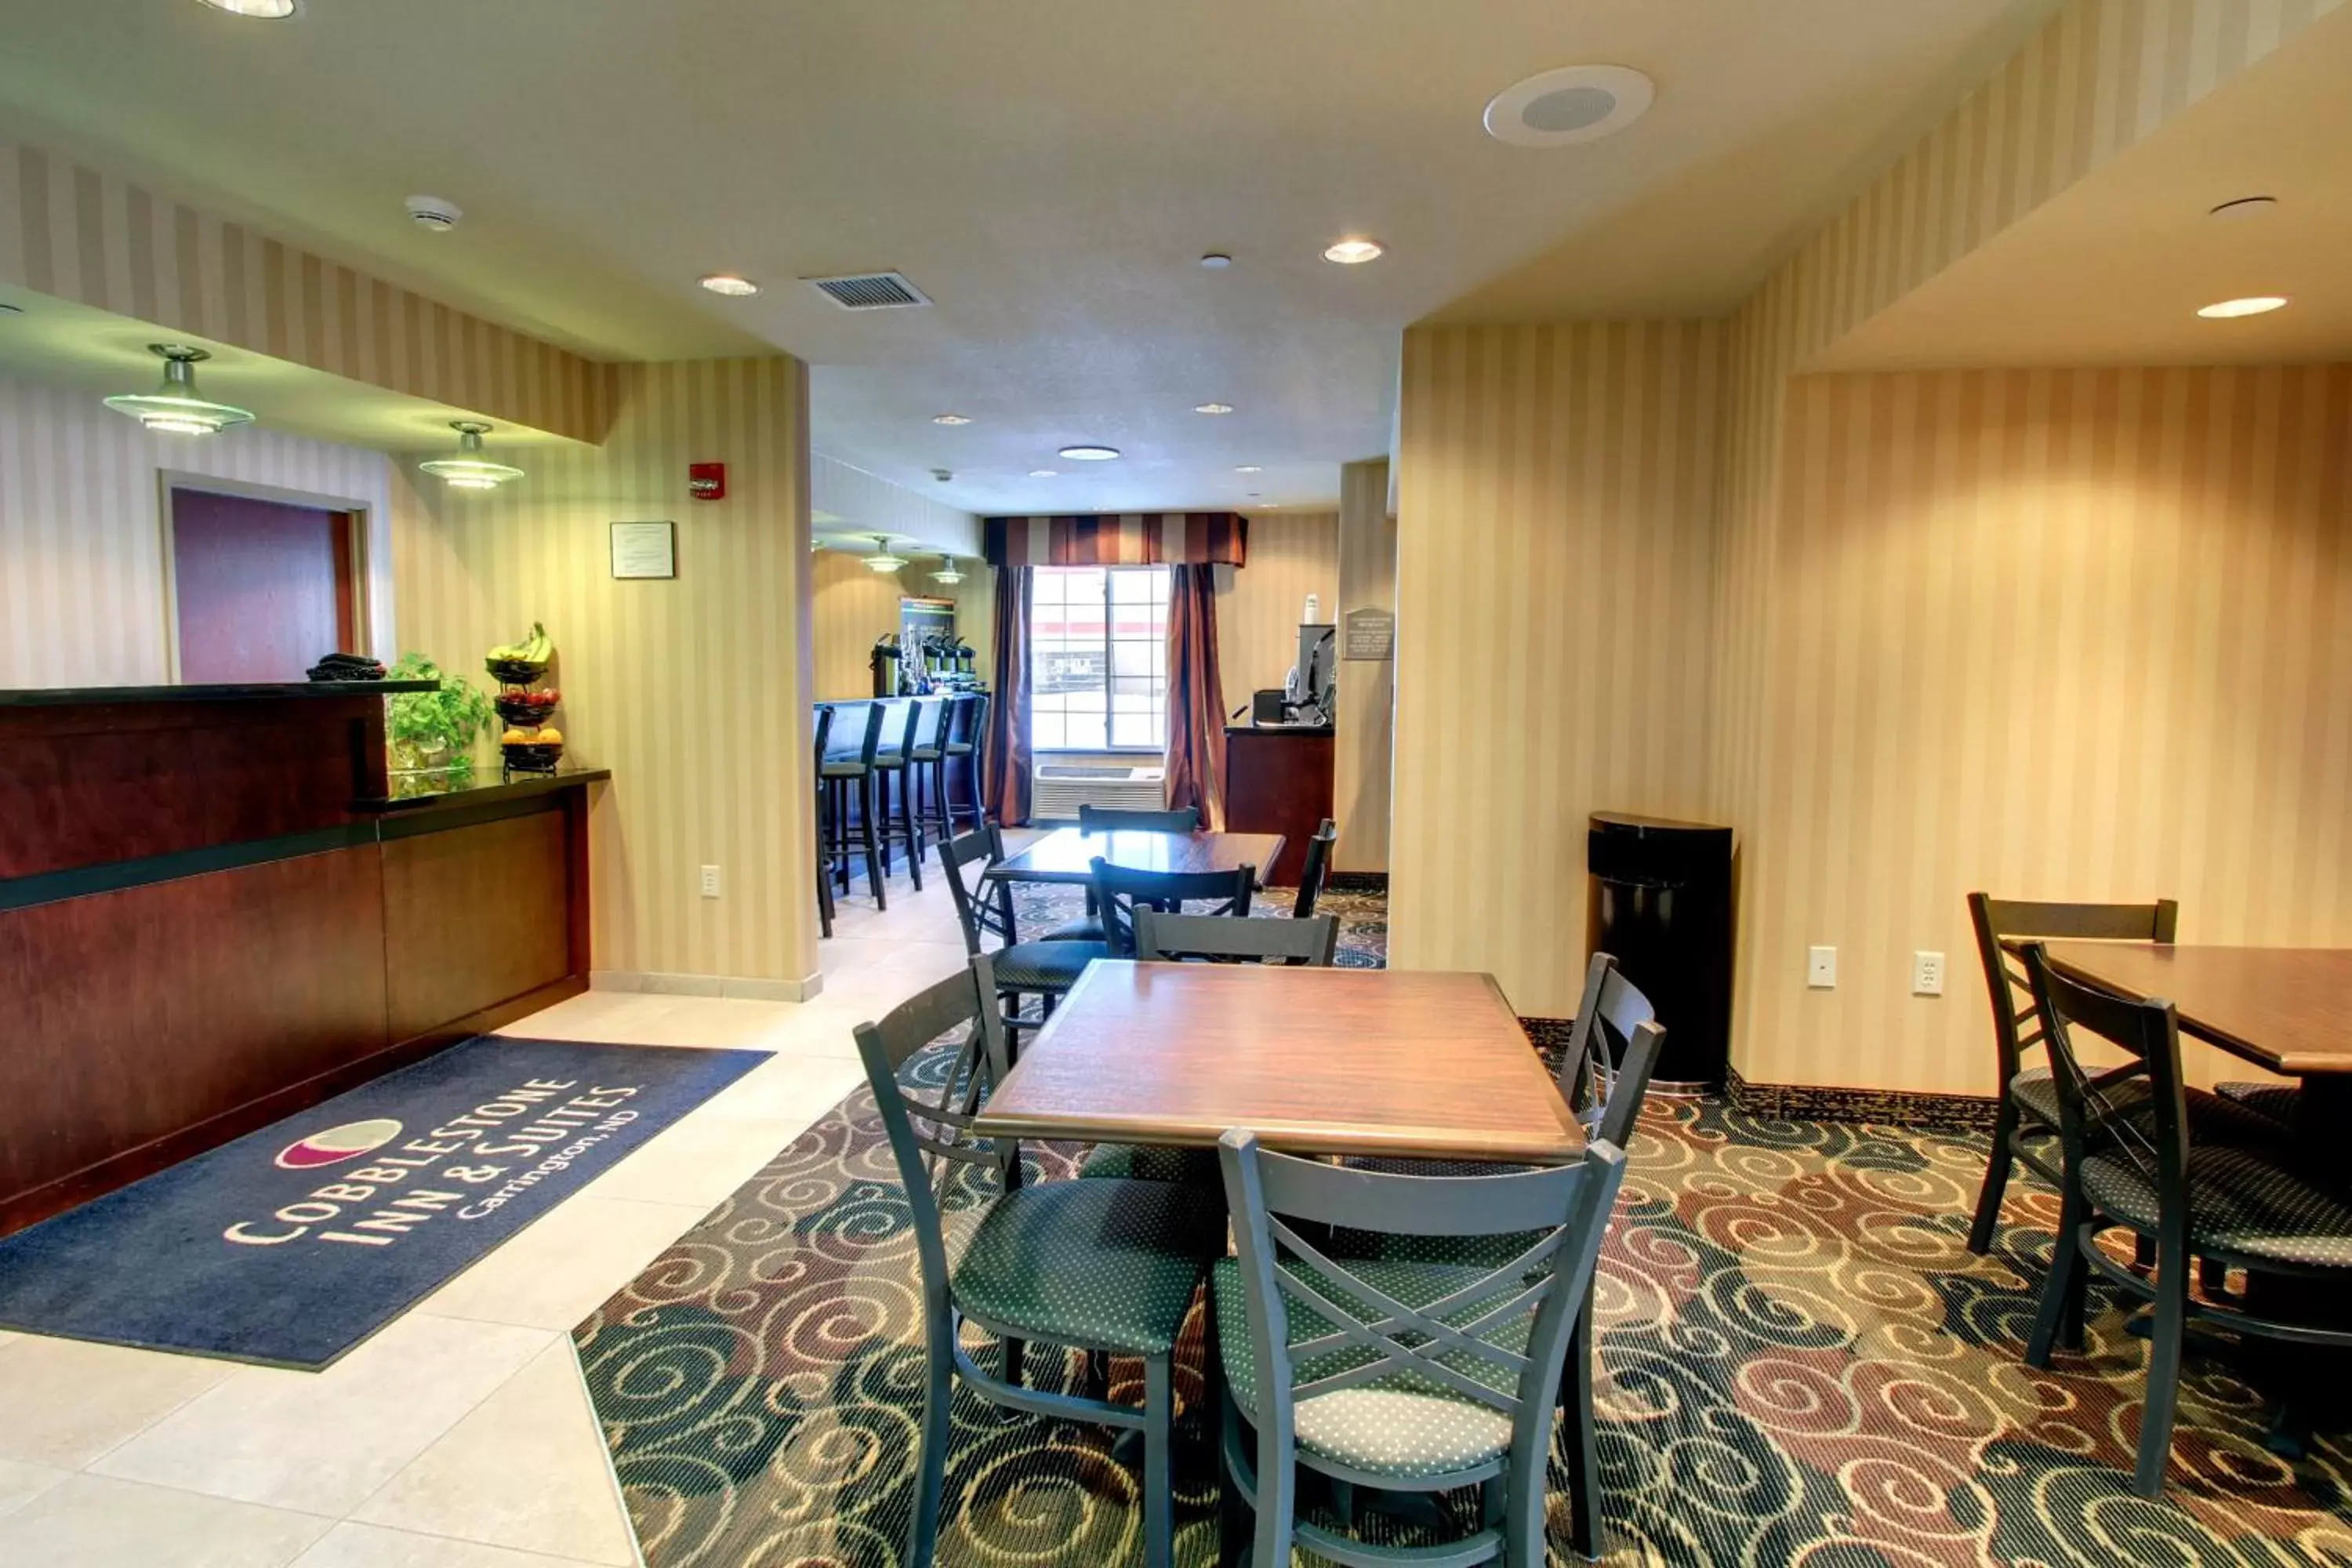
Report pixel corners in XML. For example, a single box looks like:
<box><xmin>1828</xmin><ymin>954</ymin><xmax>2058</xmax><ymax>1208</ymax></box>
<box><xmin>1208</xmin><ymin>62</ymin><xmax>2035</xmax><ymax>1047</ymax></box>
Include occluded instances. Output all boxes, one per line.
<box><xmin>1225</xmin><ymin>722</ymin><xmax>1334</xmax><ymax>737</ymax></box>
<box><xmin>0</xmin><ymin>680</ymin><xmax>438</xmax><ymax>707</ymax></box>
<box><xmin>363</xmin><ymin>767</ymin><xmax>612</xmax><ymax>814</ymax></box>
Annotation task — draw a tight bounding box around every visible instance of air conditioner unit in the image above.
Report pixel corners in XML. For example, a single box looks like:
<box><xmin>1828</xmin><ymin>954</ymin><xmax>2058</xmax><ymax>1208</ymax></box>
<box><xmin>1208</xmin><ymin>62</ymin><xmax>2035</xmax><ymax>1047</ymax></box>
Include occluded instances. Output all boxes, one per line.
<box><xmin>1032</xmin><ymin>764</ymin><xmax>1167</xmax><ymax>822</ymax></box>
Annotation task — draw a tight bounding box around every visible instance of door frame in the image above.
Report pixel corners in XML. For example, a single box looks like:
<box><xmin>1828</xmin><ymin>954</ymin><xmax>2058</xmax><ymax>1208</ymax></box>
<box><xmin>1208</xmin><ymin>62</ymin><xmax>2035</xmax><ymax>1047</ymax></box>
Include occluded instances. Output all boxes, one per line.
<box><xmin>157</xmin><ymin>471</ymin><xmax>376</xmax><ymax>684</ymax></box>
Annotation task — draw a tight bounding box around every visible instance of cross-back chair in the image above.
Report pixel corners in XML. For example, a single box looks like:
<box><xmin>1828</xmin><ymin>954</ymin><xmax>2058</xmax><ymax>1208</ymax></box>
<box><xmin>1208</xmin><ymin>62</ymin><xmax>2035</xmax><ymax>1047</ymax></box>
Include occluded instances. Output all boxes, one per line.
<box><xmin>855</xmin><ymin>956</ymin><xmax>1225</xmax><ymax>1568</ymax></box>
<box><xmin>1134</xmin><ymin>908</ymin><xmax>1338</xmax><ymax>967</ymax></box>
<box><xmin>1214</xmin><ymin>1128</ymin><xmax>1628</xmax><ymax>1566</ymax></box>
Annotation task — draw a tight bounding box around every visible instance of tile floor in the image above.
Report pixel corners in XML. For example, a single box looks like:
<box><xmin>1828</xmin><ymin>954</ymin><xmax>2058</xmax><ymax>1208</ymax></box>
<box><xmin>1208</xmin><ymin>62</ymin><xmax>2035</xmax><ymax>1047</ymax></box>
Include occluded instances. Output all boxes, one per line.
<box><xmin>0</xmin><ymin>848</ymin><xmax>982</xmax><ymax>1566</ymax></box>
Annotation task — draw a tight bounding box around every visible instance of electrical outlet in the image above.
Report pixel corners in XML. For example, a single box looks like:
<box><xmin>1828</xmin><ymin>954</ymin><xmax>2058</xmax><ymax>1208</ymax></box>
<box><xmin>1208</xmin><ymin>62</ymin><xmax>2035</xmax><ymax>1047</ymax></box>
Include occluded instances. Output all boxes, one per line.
<box><xmin>699</xmin><ymin>865</ymin><xmax>721</xmax><ymax>899</ymax></box>
<box><xmin>1912</xmin><ymin>950</ymin><xmax>1946</xmax><ymax>996</ymax></box>
<box><xmin>1807</xmin><ymin>946</ymin><xmax>1837</xmax><ymax>989</ymax></box>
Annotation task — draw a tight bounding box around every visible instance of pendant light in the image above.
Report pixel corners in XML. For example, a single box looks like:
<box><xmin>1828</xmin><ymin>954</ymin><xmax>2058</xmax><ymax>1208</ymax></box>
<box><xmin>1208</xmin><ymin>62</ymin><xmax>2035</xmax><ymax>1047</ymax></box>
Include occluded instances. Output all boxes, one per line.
<box><xmin>103</xmin><ymin>345</ymin><xmax>256</xmax><ymax>436</ymax></box>
<box><xmin>419</xmin><ymin>420</ymin><xmax>526</xmax><ymax>492</ymax></box>
<box><xmin>930</xmin><ymin>556</ymin><xmax>966</xmax><ymax>585</ymax></box>
<box><xmin>862</xmin><ymin>534</ymin><xmax>906</xmax><ymax>573</ymax></box>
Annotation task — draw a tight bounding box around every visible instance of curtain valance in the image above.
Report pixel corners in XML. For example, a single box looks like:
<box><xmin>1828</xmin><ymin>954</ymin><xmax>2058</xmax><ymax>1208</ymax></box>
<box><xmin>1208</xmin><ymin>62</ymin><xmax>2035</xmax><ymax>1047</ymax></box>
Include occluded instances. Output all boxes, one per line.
<box><xmin>983</xmin><ymin>513</ymin><xmax>1249</xmax><ymax>569</ymax></box>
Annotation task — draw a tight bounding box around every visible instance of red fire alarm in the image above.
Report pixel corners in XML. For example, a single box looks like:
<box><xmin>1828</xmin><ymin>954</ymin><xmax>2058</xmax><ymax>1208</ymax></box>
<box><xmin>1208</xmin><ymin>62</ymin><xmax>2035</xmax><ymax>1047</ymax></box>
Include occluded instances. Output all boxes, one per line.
<box><xmin>688</xmin><ymin>462</ymin><xmax>727</xmax><ymax>501</ymax></box>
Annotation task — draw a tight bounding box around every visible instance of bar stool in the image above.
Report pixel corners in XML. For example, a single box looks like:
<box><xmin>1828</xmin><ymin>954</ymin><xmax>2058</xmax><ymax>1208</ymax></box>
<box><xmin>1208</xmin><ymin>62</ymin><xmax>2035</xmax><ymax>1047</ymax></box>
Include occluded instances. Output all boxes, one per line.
<box><xmin>911</xmin><ymin>696</ymin><xmax>957</xmax><ymax>855</ymax></box>
<box><xmin>951</xmin><ymin>690</ymin><xmax>992</xmax><ymax>827</ymax></box>
<box><xmin>938</xmin><ymin>693</ymin><xmax>983</xmax><ymax>834</ymax></box>
<box><xmin>870</xmin><ymin>699</ymin><xmax>929</xmax><ymax>893</ymax></box>
<box><xmin>821</xmin><ymin>700</ymin><xmax>888</xmax><ymax>910</ymax></box>
<box><xmin>811</xmin><ymin>705</ymin><xmax>837</xmax><ymax>938</ymax></box>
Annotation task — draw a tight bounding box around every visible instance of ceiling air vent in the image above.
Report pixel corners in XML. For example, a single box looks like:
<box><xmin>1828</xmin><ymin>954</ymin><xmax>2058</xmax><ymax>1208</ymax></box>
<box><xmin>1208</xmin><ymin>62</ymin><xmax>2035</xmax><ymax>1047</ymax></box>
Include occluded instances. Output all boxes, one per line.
<box><xmin>804</xmin><ymin>271</ymin><xmax>932</xmax><ymax>310</ymax></box>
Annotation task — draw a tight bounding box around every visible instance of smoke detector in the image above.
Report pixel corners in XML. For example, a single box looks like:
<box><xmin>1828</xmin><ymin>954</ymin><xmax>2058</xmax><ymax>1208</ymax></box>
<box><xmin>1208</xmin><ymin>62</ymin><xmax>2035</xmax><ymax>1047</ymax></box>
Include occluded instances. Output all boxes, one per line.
<box><xmin>931</xmin><ymin>468</ymin><xmax>954</xmax><ymax>483</ymax></box>
<box><xmin>405</xmin><ymin>195</ymin><xmax>463</xmax><ymax>233</ymax></box>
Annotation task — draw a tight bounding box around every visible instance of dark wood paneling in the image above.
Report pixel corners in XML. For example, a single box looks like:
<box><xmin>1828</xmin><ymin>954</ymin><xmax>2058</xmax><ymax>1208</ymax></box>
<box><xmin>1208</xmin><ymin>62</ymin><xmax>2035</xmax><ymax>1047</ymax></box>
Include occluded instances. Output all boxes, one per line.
<box><xmin>1221</xmin><ymin>729</ymin><xmax>1334</xmax><ymax>885</ymax></box>
<box><xmin>0</xmin><ymin>848</ymin><xmax>390</xmax><ymax>1229</ymax></box>
<box><xmin>383</xmin><ymin>808</ymin><xmax>573</xmax><ymax>1044</ymax></box>
<box><xmin>0</xmin><ymin>697</ymin><xmax>382</xmax><ymax>879</ymax></box>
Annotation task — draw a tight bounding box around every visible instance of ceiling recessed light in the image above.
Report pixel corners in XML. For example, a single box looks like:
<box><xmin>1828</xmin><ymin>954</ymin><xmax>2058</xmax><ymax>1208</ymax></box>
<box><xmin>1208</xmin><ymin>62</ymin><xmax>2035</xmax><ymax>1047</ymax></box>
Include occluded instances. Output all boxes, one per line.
<box><xmin>1323</xmin><ymin>238</ymin><xmax>1385</xmax><ymax>265</ymax></box>
<box><xmin>197</xmin><ymin>0</ymin><xmax>299</xmax><ymax>16</ymax></box>
<box><xmin>1194</xmin><ymin>402</ymin><xmax>1234</xmax><ymax>416</ymax></box>
<box><xmin>1029</xmin><ymin>469</ymin><xmax>1059</xmax><ymax>478</ymax></box>
<box><xmin>1483</xmin><ymin>64</ymin><xmax>1655</xmax><ymax>148</ymax></box>
<box><xmin>2208</xmin><ymin>196</ymin><xmax>2278</xmax><ymax>220</ymax></box>
<box><xmin>699</xmin><ymin>274</ymin><xmax>760</xmax><ymax>297</ymax></box>
<box><xmin>2197</xmin><ymin>296</ymin><xmax>2289</xmax><ymax>318</ymax></box>
<box><xmin>1235</xmin><ymin>464</ymin><xmax>1263</xmax><ymax>474</ymax></box>
<box><xmin>932</xmin><ymin>412</ymin><xmax>971</xmax><ymax>426</ymax></box>
<box><xmin>1058</xmin><ymin>445</ymin><xmax>1121</xmax><ymax>462</ymax></box>
<box><xmin>1200</xmin><ymin>252</ymin><xmax>1233</xmax><ymax>270</ymax></box>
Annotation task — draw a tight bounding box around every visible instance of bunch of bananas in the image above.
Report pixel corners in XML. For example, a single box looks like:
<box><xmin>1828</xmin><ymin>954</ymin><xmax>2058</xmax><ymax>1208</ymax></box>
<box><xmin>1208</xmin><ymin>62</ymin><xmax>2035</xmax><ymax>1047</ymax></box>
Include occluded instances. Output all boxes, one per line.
<box><xmin>488</xmin><ymin>623</ymin><xmax>552</xmax><ymax>665</ymax></box>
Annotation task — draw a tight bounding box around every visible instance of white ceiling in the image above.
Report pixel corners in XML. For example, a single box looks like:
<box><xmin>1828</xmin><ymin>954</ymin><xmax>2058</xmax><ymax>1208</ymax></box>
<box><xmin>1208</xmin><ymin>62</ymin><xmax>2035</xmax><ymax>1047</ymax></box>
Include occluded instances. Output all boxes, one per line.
<box><xmin>1</xmin><ymin>0</ymin><xmax>2062</xmax><ymax>512</ymax></box>
<box><xmin>1815</xmin><ymin>7</ymin><xmax>2352</xmax><ymax>372</ymax></box>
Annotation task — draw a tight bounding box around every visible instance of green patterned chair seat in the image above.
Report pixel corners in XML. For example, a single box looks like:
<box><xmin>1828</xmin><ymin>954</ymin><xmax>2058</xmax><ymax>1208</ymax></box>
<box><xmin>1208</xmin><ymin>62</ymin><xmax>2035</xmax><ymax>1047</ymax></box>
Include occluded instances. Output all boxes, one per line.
<box><xmin>953</xmin><ymin>1178</ymin><xmax>1223</xmax><ymax>1356</ymax></box>
<box><xmin>1079</xmin><ymin>1143</ymin><xmax>1222</xmax><ymax>1184</ymax></box>
<box><xmin>2012</xmin><ymin>1069</ymin><xmax>2290</xmax><ymax>1149</ymax></box>
<box><xmin>988</xmin><ymin>940</ymin><xmax>1112</xmax><ymax>992</ymax></box>
<box><xmin>1210</xmin><ymin>1255</ymin><xmax>1534</xmax><ymax>1479</ymax></box>
<box><xmin>2216</xmin><ymin>1080</ymin><xmax>2299</xmax><ymax>1124</ymax></box>
<box><xmin>2082</xmin><ymin>1144</ymin><xmax>2352</xmax><ymax>1268</ymax></box>
<box><xmin>1040</xmin><ymin>914</ymin><xmax>1108</xmax><ymax>944</ymax></box>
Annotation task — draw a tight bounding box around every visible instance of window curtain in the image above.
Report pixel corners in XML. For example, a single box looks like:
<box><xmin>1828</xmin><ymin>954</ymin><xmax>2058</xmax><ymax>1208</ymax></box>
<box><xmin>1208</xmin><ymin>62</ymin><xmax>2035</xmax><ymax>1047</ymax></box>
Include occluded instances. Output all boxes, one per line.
<box><xmin>1163</xmin><ymin>564</ymin><xmax>1225</xmax><ymax>829</ymax></box>
<box><xmin>986</xmin><ymin>566</ymin><xmax>1034</xmax><ymax>826</ymax></box>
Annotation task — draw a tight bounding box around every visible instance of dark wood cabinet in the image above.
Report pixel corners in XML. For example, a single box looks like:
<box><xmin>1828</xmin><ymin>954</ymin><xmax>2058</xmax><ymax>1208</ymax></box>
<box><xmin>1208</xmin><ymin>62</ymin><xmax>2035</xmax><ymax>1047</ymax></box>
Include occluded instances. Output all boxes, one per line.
<box><xmin>1222</xmin><ymin>725</ymin><xmax>1334</xmax><ymax>887</ymax></box>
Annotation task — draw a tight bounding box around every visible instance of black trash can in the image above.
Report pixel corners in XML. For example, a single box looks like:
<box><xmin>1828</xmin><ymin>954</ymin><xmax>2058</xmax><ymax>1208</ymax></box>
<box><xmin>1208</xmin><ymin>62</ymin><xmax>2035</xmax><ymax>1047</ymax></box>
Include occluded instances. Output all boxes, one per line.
<box><xmin>1586</xmin><ymin>813</ymin><xmax>1735</xmax><ymax>1090</ymax></box>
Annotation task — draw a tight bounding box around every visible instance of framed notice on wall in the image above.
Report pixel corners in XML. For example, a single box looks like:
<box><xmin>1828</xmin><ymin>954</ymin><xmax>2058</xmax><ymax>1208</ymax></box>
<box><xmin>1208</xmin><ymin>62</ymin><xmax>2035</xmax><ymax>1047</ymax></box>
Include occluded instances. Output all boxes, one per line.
<box><xmin>1343</xmin><ymin>607</ymin><xmax>1395</xmax><ymax>661</ymax></box>
<box><xmin>610</xmin><ymin>521</ymin><xmax>677</xmax><ymax>580</ymax></box>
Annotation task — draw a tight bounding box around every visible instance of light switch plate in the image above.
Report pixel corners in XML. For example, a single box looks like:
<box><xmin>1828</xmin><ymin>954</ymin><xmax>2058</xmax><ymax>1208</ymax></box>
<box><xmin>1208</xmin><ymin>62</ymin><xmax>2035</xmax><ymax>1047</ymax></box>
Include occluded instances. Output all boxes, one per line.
<box><xmin>1807</xmin><ymin>946</ymin><xmax>1837</xmax><ymax>988</ymax></box>
<box><xmin>699</xmin><ymin>865</ymin><xmax>721</xmax><ymax>898</ymax></box>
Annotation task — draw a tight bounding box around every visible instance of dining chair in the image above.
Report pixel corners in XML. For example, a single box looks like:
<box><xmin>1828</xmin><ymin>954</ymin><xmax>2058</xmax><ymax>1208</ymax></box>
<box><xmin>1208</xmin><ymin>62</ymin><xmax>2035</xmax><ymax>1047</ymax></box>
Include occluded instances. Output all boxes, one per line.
<box><xmin>1090</xmin><ymin>857</ymin><xmax>1255</xmax><ymax>958</ymax></box>
<box><xmin>1213</xmin><ymin>1127</ymin><xmax>1628</xmax><ymax>1568</ymax></box>
<box><xmin>855</xmin><ymin>956</ymin><xmax>1225</xmax><ymax>1568</ymax></box>
<box><xmin>1134</xmin><ymin>909</ymin><xmax>1338</xmax><ymax>967</ymax></box>
<box><xmin>1033</xmin><ymin>804</ymin><xmax>1210</xmax><ymax>942</ymax></box>
<box><xmin>1964</xmin><ymin>894</ymin><xmax>2290</xmax><ymax>1258</ymax></box>
<box><xmin>937</xmin><ymin>826</ymin><xmax>1112</xmax><ymax>1050</ymax></box>
<box><xmin>819</xmin><ymin>700</ymin><xmax>889</xmax><ymax>909</ymax></box>
<box><xmin>2016</xmin><ymin>942</ymin><xmax>2352</xmax><ymax>1497</ymax></box>
<box><xmin>1293</xmin><ymin>818</ymin><xmax>1338</xmax><ymax>918</ymax></box>
<box><xmin>811</xmin><ymin>704</ymin><xmax>836</xmax><ymax>939</ymax></box>
<box><xmin>1341</xmin><ymin>952</ymin><xmax>1662</xmax><ymax>1561</ymax></box>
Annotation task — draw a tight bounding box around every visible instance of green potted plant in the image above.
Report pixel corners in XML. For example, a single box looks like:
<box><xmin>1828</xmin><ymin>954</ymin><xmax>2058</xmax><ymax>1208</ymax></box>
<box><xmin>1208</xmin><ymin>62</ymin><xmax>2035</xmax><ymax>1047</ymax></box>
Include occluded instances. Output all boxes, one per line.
<box><xmin>385</xmin><ymin>652</ymin><xmax>495</xmax><ymax>787</ymax></box>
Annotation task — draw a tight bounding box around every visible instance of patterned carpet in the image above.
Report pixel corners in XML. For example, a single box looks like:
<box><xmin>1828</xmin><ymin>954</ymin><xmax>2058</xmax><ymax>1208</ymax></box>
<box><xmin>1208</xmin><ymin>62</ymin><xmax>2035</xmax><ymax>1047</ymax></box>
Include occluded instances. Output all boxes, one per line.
<box><xmin>575</xmin><ymin>890</ymin><xmax>2352</xmax><ymax>1566</ymax></box>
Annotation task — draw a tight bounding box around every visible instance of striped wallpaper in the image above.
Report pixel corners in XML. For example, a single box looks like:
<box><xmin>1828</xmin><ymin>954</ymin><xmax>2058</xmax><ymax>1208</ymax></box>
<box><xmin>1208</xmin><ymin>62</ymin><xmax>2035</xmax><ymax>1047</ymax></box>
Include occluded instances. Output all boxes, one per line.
<box><xmin>1741</xmin><ymin>365</ymin><xmax>2352</xmax><ymax>1095</ymax></box>
<box><xmin>0</xmin><ymin>140</ymin><xmax>608</xmax><ymax>444</ymax></box>
<box><xmin>1216</xmin><ymin>512</ymin><xmax>1339</xmax><ymax>703</ymax></box>
<box><xmin>1334</xmin><ymin>459</ymin><xmax>1396</xmax><ymax>875</ymax></box>
<box><xmin>393</xmin><ymin>357</ymin><xmax>818</xmax><ymax>993</ymax></box>
<box><xmin>1391</xmin><ymin>321</ymin><xmax>1725</xmax><ymax>1017</ymax></box>
<box><xmin>812</xmin><ymin>545</ymin><xmax>917</xmax><ymax>701</ymax></box>
<box><xmin>0</xmin><ymin>369</ymin><xmax>398</xmax><ymax>688</ymax></box>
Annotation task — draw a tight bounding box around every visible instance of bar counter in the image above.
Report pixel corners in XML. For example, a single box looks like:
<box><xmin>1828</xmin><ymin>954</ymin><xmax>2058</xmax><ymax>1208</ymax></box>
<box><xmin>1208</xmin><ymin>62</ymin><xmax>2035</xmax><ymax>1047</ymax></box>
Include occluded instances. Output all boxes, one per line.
<box><xmin>0</xmin><ymin>683</ymin><xmax>608</xmax><ymax>1235</ymax></box>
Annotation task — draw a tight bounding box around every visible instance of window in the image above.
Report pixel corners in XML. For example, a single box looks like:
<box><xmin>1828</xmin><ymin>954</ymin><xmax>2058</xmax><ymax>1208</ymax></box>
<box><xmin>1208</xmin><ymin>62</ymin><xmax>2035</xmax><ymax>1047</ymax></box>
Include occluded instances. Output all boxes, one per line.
<box><xmin>1030</xmin><ymin>564</ymin><xmax>1170</xmax><ymax>751</ymax></box>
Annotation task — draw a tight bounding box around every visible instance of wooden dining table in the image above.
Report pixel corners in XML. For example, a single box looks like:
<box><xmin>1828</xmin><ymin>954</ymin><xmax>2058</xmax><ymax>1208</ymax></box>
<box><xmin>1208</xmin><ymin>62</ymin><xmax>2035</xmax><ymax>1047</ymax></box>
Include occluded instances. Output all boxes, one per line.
<box><xmin>972</xmin><ymin>960</ymin><xmax>1583</xmax><ymax>1163</ymax></box>
<box><xmin>984</xmin><ymin>826</ymin><xmax>1287</xmax><ymax>891</ymax></box>
<box><xmin>2034</xmin><ymin>942</ymin><xmax>2352</xmax><ymax>1146</ymax></box>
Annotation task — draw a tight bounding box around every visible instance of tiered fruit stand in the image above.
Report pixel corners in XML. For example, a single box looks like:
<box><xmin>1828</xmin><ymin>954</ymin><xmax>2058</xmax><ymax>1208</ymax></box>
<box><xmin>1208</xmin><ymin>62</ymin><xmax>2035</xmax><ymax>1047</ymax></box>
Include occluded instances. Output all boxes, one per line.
<box><xmin>489</xmin><ymin>650</ymin><xmax>564</xmax><ymax>779</ymax></box>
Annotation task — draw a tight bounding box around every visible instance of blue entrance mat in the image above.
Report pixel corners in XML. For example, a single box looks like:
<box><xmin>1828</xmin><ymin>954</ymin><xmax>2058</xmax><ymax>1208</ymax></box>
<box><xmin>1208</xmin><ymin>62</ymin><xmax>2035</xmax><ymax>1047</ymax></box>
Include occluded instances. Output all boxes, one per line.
<box><xmin>0</xmin><ymin>1036</ymin><xmax>764</xmax><ymax>1368</ymax></box>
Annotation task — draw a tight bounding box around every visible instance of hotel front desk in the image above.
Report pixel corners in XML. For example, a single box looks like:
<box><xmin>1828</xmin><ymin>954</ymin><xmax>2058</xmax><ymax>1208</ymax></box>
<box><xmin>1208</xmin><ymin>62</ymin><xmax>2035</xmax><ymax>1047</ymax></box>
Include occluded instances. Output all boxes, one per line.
<box><xmin>1222</xmin><ymin>722</ymin><xmax>1333</xmax><ymax>887</ymax></box>
<box><xmin>0</xmin><ymin>683</ymin><xmax>607</xmax><ymax>1235</ymax></box>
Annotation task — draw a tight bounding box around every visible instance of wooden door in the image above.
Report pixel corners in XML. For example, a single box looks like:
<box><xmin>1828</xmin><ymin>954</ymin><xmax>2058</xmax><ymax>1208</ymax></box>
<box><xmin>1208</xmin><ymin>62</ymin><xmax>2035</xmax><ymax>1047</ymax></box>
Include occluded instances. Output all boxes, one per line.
<box><xmin>171</xmin><ymin>488</ymin><xmax>358</xmax><ymax>683</ymax></box>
